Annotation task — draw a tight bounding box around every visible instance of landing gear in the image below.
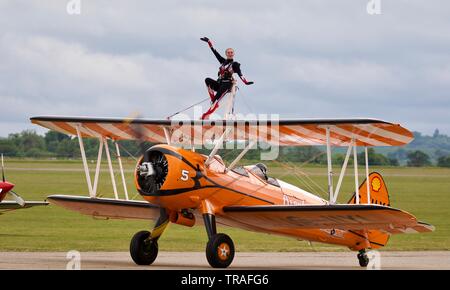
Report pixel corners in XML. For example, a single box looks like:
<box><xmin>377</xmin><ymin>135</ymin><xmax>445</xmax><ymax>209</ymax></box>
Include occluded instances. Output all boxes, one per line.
<box><xmin>357</xmin><ymin>250</ymin><xmax>369</xmax><ymax>267</ymax></box>
<box><xmin>203</xmin><ymin>213</ymin><xmax>235</xmax><ymax>268</ymax></box>
<box><xmin>206</xmin><ymin>233</ymin><xmax>235</xmax><ymax>268</ymax></box>
<box><xmin>130</xmin><ymin>231</ymin><xmax>158</xmax><ymax>265</ymax></box>
<box><xmin>130</xmin><ymin>208</ymin><xmax>169</xmax><ymax>266</ymax></box>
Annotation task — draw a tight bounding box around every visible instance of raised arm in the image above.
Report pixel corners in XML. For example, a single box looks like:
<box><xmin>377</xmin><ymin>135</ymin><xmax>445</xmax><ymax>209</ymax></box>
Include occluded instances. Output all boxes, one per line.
<box><xmin>200</xmin><ymin>37</ymin><xmax>225</xmax><ymax>64</ymax></box>
<box><xmin>232</xmin><ymin>62</ymin><xmax>254</xmax><ymax>85</ymax></box>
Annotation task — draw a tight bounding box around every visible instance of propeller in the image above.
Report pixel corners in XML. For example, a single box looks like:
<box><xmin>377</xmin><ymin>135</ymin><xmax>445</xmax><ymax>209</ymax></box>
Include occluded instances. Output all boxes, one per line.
<box><xmin>1</xmin><ymin>154</ymin><xmax>25</xmax><ymax>207</ymax></box>
<box><xmin>124</xmin><ymin>114</ymin><xmax>168</xmax><ymax>195</ymax></box>
<box><xmin>124</xmin><ymin>112</ymin><xmax>150</xmax><ymax>162</ymax></box>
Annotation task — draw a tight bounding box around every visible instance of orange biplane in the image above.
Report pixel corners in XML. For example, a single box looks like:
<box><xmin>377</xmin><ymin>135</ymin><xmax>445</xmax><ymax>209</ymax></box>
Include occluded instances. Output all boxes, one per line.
<box><xmin>30</xmin><ymin>113</ymin><xmax>434</xmax><ymax>268</ymax></box>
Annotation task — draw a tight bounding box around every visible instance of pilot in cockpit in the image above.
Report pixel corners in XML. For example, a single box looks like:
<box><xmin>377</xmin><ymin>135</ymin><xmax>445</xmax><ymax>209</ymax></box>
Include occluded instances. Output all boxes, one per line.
<box><xmin>250</xmin><ymin>163</ymin><xmax>268</xmax><ymax>181</ymax></box>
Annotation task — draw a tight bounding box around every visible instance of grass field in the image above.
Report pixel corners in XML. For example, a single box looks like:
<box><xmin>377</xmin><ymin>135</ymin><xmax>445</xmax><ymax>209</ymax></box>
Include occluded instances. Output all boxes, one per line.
<box><xmin>0</xmin><ymin>158</ymin><xmax>449</xmax><ymax>252</ymax></box>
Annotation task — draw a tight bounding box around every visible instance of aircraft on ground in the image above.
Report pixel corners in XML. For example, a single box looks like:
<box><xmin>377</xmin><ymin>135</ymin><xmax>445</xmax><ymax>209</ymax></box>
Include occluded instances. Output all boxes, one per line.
<box><xmin>30</xmin><ymin>88</ymin><xmax>434</xmax><ymax>268</ymax></box>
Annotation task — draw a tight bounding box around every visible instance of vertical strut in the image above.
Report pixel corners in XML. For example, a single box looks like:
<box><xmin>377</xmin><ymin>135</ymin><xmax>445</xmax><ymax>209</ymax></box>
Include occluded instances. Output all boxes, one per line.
<box><xmin>333</xmin><ymin>143</ymin><xmax>353</xmax><ymax>204</ymax></box>
<box><xmin>353</xmin><ymin>138</ymin><xmax>360</xmax><ymax>204</ymax></box>
<box><xmin>76</xmin><ymin>125</ymin><xmax>93</xmax><ymax>197</ymax></box>
<box><xmin>365</xmin><ymin>147</ymin><xmax>371</xmax><ymax>205</ymax></box>
<box><xmin>115</xmin><ymin>141</ymin><xmax>129</xmax><ymax>200</ymax></box>
<box><xmin>104</xmin><ymin>138</ymin><xmax>118</xmax><ymax>200</ymax></box>
<box><xmin>224</xmin><ymin>81</ymin><xmax>237</xmax><ymax>120</ymax></box>
<box><xmin>326</xmin><ymin>127</ymin><xmax>334</xmax><ymax>204</ymax></box>
<box><xmin>92</xmin><ymin>138</ymin><xmax>103</xmax><ymax>197</ymax></box>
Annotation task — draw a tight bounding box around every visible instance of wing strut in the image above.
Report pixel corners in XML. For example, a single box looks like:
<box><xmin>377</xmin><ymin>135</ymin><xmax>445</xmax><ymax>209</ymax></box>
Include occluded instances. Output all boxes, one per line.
<box><xmin>205</xmin><ymin>127</ymin><xmax>232</xmax><ymax>166</ymax></box>
<box><xmin>365</xmin><ymin>147</ymin><xmax>371</xmax><ymax>205</ymax></box>
<box><xmin>334</xmin><ymin>143</ymin><xmax>353</xmax><ymax>203</ymax></box>
<box><xmin>104</xmin><ymin>137</ymin><xmax>119</xmax><ymax>199</ymax></box>
<box><xmin>76</xmin><ymin>124</ymin><xmax>94</xmax><ymax>197</ymax></box>
<box><xmin>353</xmin><ymin>138</ymin><xmax>360</xmax><ymax>204</ymax></box>
<box><xmin>226</xmin><ymin>139</ymin><xmax>257</xmax><ymax>172</ymax></box>
<box><xmin>115</xmin><ymin>141</ymin><xmax>129</xmax><ymax>200</ymax></box>
<box><xmin>325</xmin><ymin>126</ymin><xmax>334</xmax><ymax>204</ymax></box>
<box><xmin>75</xmin><ymin>125</ymin><xmax>130</xmax><ymax>200</ymax></box>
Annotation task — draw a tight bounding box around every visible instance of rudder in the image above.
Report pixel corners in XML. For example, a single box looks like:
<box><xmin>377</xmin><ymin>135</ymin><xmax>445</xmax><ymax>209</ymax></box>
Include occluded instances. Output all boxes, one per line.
<box><xmin>348</xmin><ymin>172</ymin><xmax>390</xmax><ymax>250</ymax></box>
<box><xmin>348</xmin><ymin>172</ymin><xmax>390</xmax><ymax>206</ymax></box>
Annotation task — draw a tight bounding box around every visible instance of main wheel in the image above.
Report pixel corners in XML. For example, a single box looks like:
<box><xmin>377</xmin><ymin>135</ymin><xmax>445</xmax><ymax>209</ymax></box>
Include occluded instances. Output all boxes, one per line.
<box><xmin>357</xmin><ymin>251</ymin><xmax>369</xmax><ymax>267</ymax></box>
<box><xmin>130</xmin><ymin>230</ymin><xmax>158</xmax><ymax>265</ymax></box>
<box><xmin>206</xmin><ymin>233</ymin><xmax>235</xmax><ymax>268</ymax></box>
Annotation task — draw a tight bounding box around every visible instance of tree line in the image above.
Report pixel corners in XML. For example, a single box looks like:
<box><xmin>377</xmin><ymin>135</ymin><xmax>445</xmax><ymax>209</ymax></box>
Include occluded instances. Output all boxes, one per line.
<box><xmin>1</xmin><ymin>129</ymin><xmax>450</xmax><ymax>168</ymax></box>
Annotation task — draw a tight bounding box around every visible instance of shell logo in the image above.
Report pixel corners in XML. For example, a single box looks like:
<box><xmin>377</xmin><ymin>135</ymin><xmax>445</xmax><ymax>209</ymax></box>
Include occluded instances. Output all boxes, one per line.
<box><xmin>371</xmin><ymin>177</ymin><xmax>381</xmax><ymax>192</ymax></box>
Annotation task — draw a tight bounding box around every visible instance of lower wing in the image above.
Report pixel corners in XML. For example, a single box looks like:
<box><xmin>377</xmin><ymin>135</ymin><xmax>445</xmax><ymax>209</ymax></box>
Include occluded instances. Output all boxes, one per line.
<box><xmin>47</xmin><ymin>195</ymin><xmax>160</xmax><ymax>220</ymax></box>
<box><xmin>221</xmin><ymin>204</ymin><xmax>434</xmax><ymax>234</ymax></box>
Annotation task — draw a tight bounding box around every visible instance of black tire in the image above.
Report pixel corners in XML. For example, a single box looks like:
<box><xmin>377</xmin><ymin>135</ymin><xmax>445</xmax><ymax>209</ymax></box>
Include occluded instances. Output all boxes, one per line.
<box><xmin>206</xmin><ymin>233</ymin><xmax>235</xmax><ymax>268</ymax></box>
<box><xmin>130</xmin><ymin>230</ymin><xmax>158</xmax><ymax>265</ymax></box>
<box><xmin>357</xmin><ymin>252</ymin><xmax>369</xmax><ymax>267</ymax></box>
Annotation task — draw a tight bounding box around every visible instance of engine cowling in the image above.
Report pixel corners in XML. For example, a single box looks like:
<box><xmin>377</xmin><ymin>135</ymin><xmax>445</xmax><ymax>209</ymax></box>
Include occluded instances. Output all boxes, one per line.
<box><xmin>134</xmin><ymin>145</ymin><xmax>211</xmax><ymax>212</ymax></box>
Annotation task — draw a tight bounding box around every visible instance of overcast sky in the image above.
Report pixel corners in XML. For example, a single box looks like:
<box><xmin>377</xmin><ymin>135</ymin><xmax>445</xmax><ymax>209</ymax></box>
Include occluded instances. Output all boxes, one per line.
<box><xmin>1</xmin><ymin>0</ymin><xmax>449</xmax><ymax>137</ymax></box>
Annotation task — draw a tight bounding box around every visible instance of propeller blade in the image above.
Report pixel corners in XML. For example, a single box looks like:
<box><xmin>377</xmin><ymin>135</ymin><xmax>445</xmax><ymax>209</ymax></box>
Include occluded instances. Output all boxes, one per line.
<box><xmin>9</xmin><ymin>190</ymin><xmax>25</xmax><ymax>207</ymax></box>
<box><xmin>125</xmin><ymin>113</ymin><xmax>150</xmax><ymax>162</ymax></box>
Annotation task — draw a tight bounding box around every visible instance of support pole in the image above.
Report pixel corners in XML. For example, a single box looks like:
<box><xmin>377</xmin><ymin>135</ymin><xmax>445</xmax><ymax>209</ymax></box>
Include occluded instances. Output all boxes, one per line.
<box><xmin>365</xmin><ymin>147</ymin><xmax>371</xmax><ymax>205</ymax></box>
<box><xmin>104</xmin><ymin>138</ymin><xmax>119</xmax><ymax>200</ymax></box>
<box><xmin>333</xmin><ymin>143</ymin><xmax>353</xmax><ymax>204</ymax></box>
<box><xmin>92</xmin><ymin>138</ymin><xmax>103</xmax><ymax>197</ymax></box>
<box><xmin>326</xmin><ymin>127</ymin><xmax>334</xmax><ymax>204</ymax></box>
<box><xmin>224</xmin><ymin>81</ymin><xmax>237</xmax><ymax>120</ymax></box>
<box><xmin>76</xmin><ymin>125</ymin><xmax>93</xmax><ymax>197</ymax></box>
<box><xmin>353</xmin><ymin>139</ymin><xmax>360</xmax><ymax>204</ymax></box>
<box><xmin>115</xmin><ymin>141</ymin><xmax>129</xmax><ymax>200</ymax></box>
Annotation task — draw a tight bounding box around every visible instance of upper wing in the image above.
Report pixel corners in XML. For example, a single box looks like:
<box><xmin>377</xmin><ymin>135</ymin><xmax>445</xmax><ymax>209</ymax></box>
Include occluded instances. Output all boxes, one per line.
<box><xmin>47</xmin><ymin>195</ymin><xmax>161</xmax><ymax>220</ymax></box>
<box><xmin>30</xmin><ymin>116</ymin><xmax>413</xmax><ymax>147</ymax></box>
<box><xmin>221</xmin><ymin>204</ymin><xmax>434</xmax><ymax>234</ymax></box>
<box><xmin>0</xmin><ymin>201</ymin><xmax>48</xmax><ymax>213</ymax></box>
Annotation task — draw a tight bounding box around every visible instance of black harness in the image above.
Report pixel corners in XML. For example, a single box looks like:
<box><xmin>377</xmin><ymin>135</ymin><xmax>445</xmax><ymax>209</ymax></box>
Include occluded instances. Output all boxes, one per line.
<box><xmin>218</xmin><ymin>61</ymin><xmax>234</xmax><ymax>81</ymax></box>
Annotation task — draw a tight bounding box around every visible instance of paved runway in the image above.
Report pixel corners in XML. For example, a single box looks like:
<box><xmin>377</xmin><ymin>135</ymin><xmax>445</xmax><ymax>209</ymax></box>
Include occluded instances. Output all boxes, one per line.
<box><xmin>0</xmin><ymin>251</ymin><xmax>449</xmax><ymax>270</ymax></box>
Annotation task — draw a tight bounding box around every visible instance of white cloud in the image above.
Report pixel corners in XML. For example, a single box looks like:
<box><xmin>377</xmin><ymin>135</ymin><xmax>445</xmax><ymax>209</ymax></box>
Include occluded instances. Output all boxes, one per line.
<box><xmin>0</xmin><ymin>0</ymin><xmax>449</xmax><ymax>137</ymax></box>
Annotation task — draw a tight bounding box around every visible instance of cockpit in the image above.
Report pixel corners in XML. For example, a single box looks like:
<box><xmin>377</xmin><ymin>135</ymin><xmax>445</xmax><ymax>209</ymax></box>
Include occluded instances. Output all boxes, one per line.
<box><xmin>249</xmin><ymin>163</ymin><xmax>268</xmax><ymax>181</ymax></box>
<box><xmin>241</xmin><ymin>163</ymin><xmax>280</xmax><ymax>187</ymax></box>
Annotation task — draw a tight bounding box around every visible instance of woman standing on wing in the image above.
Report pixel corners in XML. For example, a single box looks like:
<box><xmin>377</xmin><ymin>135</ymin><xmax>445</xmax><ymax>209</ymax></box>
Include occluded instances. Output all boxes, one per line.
<box><xmin>200</xmin><ymin>37</ymin><xmax>254</xmax><ymax>120</ymax></box>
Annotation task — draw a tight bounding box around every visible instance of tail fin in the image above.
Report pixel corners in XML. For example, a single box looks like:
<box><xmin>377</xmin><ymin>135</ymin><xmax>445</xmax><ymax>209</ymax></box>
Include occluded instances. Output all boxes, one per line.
<box><xmin>348</xmin><ymin>172</ymin><xmax>390</xmax><ymax>250</ymax></box>
<box><xmin>348</xmin><ymin>172</ymin><xmax>390</xmax><ymax>206</ymax></box>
